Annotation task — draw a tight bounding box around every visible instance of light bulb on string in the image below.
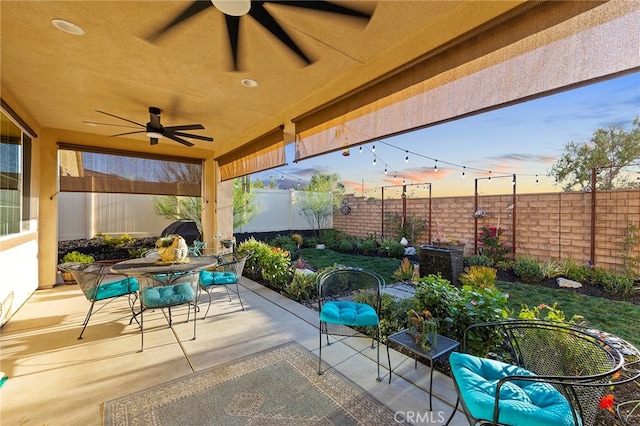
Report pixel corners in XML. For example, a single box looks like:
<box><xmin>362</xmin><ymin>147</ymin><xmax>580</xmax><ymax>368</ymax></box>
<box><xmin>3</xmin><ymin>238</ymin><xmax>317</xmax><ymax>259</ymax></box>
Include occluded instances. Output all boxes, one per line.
<box><xmin>462</xmin><ymin>166</ymin><xmax>466</xmax><ymax>178</ymax></box>
<box><xmin>488</xmin><ymin>171</ymin><xmax>492</xmax><ymax>182</ymax></box>
<box><xmin>535</xmin><ymin>175</ymin><xmax>539</xmax><ymax>184</ymax></box>
<box><xmin>384</xmin><ymin>166</ymin><xmax>388</xmax><ymax>175</ymax></box>
<box><xmin>372</xmin><ymin>157</ymin><xmax>376</xmax><ymax>166</ymax></box>
<box><xmin>372</xmin><ymin>145</ymin><xmax>375</xmax><ymax>153</ymax></box>
<box><xmin>359</xmin><ymin>146</ymin><xmax>362</xmax><ymax>154</ymax></box>
<box><xmin>405</xmin><ymin>151</ymin><xmax>409</xmax><ymax>163</ymax></box>
<box><xmin>434</xmin><ymin>159</ymin><xmax>438</xmax><ymax>172</ymax></box>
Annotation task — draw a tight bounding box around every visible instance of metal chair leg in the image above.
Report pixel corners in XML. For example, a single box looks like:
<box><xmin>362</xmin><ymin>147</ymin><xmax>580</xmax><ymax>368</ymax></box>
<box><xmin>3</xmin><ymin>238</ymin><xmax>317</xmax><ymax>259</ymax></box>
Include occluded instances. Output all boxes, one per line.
<box><xmin>78</xmin><ymin>300</ymin><xmax>97</xmax><ymax>340</ymax></box>
<box><xmin>318</xmin><ymin>321</ymin><xmax>323</xmax><ymax>375</ymax></box>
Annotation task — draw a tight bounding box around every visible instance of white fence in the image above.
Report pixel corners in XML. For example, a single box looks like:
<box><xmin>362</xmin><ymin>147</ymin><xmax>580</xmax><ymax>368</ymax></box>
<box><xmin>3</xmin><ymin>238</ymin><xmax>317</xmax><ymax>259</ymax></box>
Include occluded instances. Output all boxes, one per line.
<box><xmin>58</xmin><ymin>189</ymin><xmax>323</xmax><ymax>241</ymax></box>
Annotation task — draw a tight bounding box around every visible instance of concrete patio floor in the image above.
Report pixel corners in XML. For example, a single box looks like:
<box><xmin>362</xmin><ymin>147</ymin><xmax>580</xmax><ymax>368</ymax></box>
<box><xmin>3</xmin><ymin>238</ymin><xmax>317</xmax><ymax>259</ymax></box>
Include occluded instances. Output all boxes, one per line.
<box><xmin>1</xmin><ymin>275</ymin><xmax>467</xmax><ymax>425</ymax></box>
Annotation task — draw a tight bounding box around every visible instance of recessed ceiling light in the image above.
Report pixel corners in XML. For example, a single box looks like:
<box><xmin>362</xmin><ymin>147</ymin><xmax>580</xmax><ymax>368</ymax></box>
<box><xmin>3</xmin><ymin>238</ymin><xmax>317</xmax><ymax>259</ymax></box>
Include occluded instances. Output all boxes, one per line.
<box><xmin>52</xmin><ymin>19</ymin><xmax>85</xmax><ymax>35</ymax></box>
<box><xmin>241</xmin><ymin>78</ymin><xmax>259</xmax><ymax>88</ymax></box>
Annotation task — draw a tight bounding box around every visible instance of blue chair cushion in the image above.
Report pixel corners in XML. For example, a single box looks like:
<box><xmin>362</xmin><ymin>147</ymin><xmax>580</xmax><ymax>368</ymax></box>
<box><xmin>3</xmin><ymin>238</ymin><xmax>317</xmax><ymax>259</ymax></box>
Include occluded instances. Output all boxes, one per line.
<box><xmin>141</xmin><ymin>283</ymin><xmax>195</xmax><ymax>308</ymax></box>
<box><xmin>199</xmin><ymin>270</ymin><xmax>237</xmax><ymax>286</ymax></box>
<box><xmin>449</xmin><ymin>352</ymin><xmax>574</xmax><ymax>426</ymax></box>
<box><xmin>320</xmin><ymin>301</ymin><xmax>379</xmax><ymax>327</ymax></box>
<box><xmin>87</xmin><ymin>277</ymin><xmax>138</xmax><ymax>301</ymax></box>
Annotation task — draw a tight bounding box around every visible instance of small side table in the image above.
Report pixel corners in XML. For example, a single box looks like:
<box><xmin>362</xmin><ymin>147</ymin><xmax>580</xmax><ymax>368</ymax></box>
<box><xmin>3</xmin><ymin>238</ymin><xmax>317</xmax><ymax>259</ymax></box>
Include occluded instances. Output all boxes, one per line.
<box><xmin>386</xmin><ymin>329</ymin><xmax>460</xmax><ymax>411</ymax></box>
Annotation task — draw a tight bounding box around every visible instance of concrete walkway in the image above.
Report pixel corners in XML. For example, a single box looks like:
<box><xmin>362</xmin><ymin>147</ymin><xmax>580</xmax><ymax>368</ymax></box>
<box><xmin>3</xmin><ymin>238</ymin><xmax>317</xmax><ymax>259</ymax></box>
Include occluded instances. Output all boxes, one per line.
<box><xmin>0</xmin><ymin>276</ymin><xmax>467</xmax><ymax>425</ymax></box>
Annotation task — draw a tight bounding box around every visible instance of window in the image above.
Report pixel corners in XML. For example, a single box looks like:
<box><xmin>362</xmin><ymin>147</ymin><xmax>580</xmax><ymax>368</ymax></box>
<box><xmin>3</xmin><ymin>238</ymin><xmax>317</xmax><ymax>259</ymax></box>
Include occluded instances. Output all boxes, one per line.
<box><xmin>1</xmin><ymin>110</ymin><xmax>33</xmax><ymax>236</ymax></box>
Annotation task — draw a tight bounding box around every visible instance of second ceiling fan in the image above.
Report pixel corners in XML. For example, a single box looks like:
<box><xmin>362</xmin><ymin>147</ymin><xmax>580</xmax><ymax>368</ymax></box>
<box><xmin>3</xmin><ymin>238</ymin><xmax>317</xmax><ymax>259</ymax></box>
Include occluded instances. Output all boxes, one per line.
<box><xmin>88</xmin><ymin>107</ymin><xmax>214</xmax><ymax>147</ymax></box>
<box><xmin>146</xmin><ymin>1</ymin><xmax>373</xmax><ymax>70</ymax></box>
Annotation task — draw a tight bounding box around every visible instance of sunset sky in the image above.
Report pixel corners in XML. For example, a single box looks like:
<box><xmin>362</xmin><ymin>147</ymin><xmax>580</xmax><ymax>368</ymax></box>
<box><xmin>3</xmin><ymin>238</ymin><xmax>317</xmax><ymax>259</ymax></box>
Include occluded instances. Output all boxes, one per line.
<box><xmin>253</xmin><ymin>71</ymin><xmax>640</xmax><ymax>199</ymax></box>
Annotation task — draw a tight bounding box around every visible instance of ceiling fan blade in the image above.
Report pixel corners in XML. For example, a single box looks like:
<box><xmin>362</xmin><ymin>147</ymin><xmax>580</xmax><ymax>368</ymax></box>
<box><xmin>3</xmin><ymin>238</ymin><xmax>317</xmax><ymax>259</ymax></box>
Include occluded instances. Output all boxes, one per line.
<box><xmin>164</xmin><ymin>124</ymin><xmax>205</xmax><ymax>131</ymax></box>
<box><xmin>249</xmin><ymin>2</ymin><xmax>311</xmax><ymax>65</ymax></box>
<box><xmin>150</xmin><ymin>138</ymin><xmax>159</xmax><ymax>146</ymax></box>
<box><xmin>173</xmin><ymin>131</ymin><xmax>214</xmax><ymax>142</ymax></box>
<box><xmin>272</xmin><ymin>1</ymin><xmax>372</xmax><ymax>20</ymax></box>
<box><xmin>96</xmin><ymin>110</ymin><xmax>145</xmax><ymax>128</ymax></box>
<box><xmin>165</xmin><ymin>133</ymin><xmax>195</xmax><ymax>147</ymax></box>
<box><xmin>225</xmin><ymin>15</ymin><xmax>241</xmax><ymax>71</ymax></box>
<box><xmin>146</xmin><ymin>0</ymin><xmax>213</xmax><ymax>41</ymax></box>
<box><xmin>82</xmin><ymin>121</ymin><xmax>140</xmax><ymax>129</ymax></box>
<box><xmin>109</xmin><ymin>130</ymin><xmax>146</xmax><ymax>137</ymax></box>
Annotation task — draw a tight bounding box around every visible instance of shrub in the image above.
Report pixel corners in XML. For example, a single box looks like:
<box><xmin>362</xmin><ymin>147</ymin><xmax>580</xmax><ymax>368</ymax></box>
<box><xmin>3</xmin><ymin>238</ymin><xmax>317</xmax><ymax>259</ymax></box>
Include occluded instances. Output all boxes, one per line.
<box><xmin>360</xmin><ymin>237</ymin><xmax>379</xmax><ymax>255</ymax></box>
<box><xmin>290</xmin><ymin>233</ymin><xmax>303</xmax><ymax>248</ymax></box>
<box><xmin>61</xmin><ymin>251</ymin><xmax>95</xmax><ymax>263</ymax></box>
<box><xmin>559</xmin><ymin>257</ymin><xmax>589</xmax><ymax>282</ymax></box>
<box><xmin>589</xmin><ymin>267</ymin><xmax>636</xmax><ymax>296</ymax></box>
<box><xmin>478</xmin><ymin>226</ymin><xmax>511</xmax><ymax>265</ymax></box>
<box><xmin>284</xmin><ymin>270</ymin><xmax>317</xmax><ymax>303</ymax></box>
<box><xmin>237</xmin><ymin>237</ymin><xmax>271</xmax><ymax>278</ymax></box>
<box><xmin>464</xmin><ymin>255</ymin><xmax>492</xmax><ymax>267</ymax></box>
<box><xmin>391</xmin><ymin>257</ymin><xmax>415</xmax><ymax>282</ymax></box>
<box><xmin>540</xmin><ymin>259</ymin><xmax>563</xmax><ymax>279</ymax></box>
<box><xmin>412</xmin><ymin>274</ymin><xmax>509</xmax><ymax>356</ymax></box>
<box><xmin>260</xmin><ymin>246</ymin><xmax>293</xmax><ymax>290</ymax></box>
<box><xmin>270</xmin><ymin>234</ymin><xmax>297</xmax><ymax>253</ymax></box>
<box><xmin>337</xmin><ymin>237</ymin><xmax>356</xmax><ymax>253</ymax></box>
<box><xmin>459</xmin><ymin>265</ymin><xmax>496</xmax><ymax>289</ymax></box>
<box><xmin>382</xmin><ymin>239</ymin><xmax>406</xmax><ymax>259</ymax></box>
<box><xmin>98</xmin><ymin>233</ymin><xmax>136</xmax><ymax>248</ymax></box>
<box><xmin>518</xmin><ymin>302</ymin><xmax>585</xmax><ymax>324</ymax></box>
<box><xmin>513</xmin><ymin>256</ymin><xmax>544</xmax><ymax>283</ymax></box>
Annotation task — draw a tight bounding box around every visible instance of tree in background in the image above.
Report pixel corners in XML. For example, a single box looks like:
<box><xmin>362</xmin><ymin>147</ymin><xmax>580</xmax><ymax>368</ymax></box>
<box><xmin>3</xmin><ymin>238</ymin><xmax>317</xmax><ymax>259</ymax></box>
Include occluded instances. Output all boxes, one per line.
<box><xmin>296</xmin><ymin>171</ymin><xmax>345</xmax><ymax>243</ymax></box>
<box><xmin>233</xmin><ymin>177</ymin><xmax>259</xmax><ymax>229</ymax></box>
<box><xmin>153</xmin><ymin>174</ymin><xmax>259</xmax><ymax>232</ymax></box>
<box><xmin>549</xmin><ymin>117</ymin><xmax>640</xmax><ymax>191</ymax></box>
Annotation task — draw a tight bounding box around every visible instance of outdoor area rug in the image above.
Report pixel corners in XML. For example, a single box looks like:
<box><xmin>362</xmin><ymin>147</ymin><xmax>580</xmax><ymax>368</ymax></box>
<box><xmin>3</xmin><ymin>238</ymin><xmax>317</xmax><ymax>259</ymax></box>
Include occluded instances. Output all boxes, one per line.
<box><xmin>103</xmin><ymin>341</ymin><xmax>398</xmax><ymax>425</ymax></box>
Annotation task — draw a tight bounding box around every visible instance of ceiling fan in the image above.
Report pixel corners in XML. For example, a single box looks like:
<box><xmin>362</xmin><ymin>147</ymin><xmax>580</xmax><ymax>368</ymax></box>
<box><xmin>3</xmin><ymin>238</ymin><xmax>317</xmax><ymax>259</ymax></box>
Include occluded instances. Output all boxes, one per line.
<box><xmin>84</xmin><ymin>107</ymin><xmax>214</xmax><ymax>147</ymax></box>
<box><xmin>146</xmin><ymin>0</ymin><xmax>373</xmax><ymax>70</ymax></box>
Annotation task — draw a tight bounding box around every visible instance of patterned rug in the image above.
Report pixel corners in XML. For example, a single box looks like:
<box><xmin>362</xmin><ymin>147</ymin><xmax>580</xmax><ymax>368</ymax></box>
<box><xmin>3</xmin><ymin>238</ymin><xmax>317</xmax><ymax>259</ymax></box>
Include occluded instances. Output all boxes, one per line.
<box><xmin>103</xmin><ymin>342</ymin><xmax>398</xmax><ymax>425</ymax></box>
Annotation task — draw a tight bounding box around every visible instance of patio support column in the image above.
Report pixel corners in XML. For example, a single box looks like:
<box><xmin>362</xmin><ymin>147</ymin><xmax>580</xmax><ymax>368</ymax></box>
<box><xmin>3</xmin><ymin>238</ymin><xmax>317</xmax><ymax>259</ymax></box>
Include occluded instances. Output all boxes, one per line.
<box><xmin>37</xmin><ymin>128</ymin><xmax>60</xmax><ymax>289</ymax></box>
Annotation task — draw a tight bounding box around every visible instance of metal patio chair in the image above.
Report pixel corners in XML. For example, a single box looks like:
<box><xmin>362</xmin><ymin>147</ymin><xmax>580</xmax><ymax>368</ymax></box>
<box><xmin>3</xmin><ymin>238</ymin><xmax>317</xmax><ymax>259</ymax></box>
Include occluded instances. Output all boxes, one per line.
<box><xmin>198</xmin><ymin>252</ymin><xmax>252</xmax><ymax>318</ymax></box>
<box><xmin>448</xmin><ymin>319</ymin><xmax>640</xmax><ymax>426</ymax></box>
<box><xmin>58</xmin><ymin>262</ymin><xmax>139</xmax><ymax>339</ymax></box>
<box><xmin>317</xmin><ymin>266</ymin><xmax>384</xmax><ymax>380</ymax></box>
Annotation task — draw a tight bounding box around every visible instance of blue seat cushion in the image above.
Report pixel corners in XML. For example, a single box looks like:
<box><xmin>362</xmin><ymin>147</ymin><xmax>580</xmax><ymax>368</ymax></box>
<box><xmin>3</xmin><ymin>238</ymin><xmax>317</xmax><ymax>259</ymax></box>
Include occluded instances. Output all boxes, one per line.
<box><xmin>320</xmin><ymin>301</ymin><xmax>379</xmax><ymax>327</ymax></box>
<box><xmin>141</xmin><ymin>283</ymin><xmax>195</xmax><ymax>308</ymax></box>
<box><xmin>449</xmin><ymin>352</ymin><xmax>574</xmax><ymax>426</ymax></box>
<box><xmin>87</xmin><ymin>277</ymin><xmax>138</xmax><ymax>301</ymax></box>
<box><xmin>199</xmin><ymin>270</ymin><xmax>237</xmax><ymax>286</ymax></box>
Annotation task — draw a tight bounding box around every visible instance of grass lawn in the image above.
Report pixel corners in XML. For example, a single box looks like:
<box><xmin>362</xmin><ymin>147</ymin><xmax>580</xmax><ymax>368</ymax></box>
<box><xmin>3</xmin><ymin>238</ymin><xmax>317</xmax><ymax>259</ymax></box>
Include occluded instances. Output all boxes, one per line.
<box><xmin>299</xmin><ymin>248</ymin><xmax>640</xmax><ymax>348</ymax></box>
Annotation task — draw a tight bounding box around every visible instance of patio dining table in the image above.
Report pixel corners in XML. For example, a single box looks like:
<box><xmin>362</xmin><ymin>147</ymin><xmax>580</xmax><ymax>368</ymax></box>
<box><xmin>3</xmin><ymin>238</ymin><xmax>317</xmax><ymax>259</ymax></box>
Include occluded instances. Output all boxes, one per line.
<box><xmin>110</xmin><ymin>256</ymin><xmax>218</xmax><ymax>282</ymax></box>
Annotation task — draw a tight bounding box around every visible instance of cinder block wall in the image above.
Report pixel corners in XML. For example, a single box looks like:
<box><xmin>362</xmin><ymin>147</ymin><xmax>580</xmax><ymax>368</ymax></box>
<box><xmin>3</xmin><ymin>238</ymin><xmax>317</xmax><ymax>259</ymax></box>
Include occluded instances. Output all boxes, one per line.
<box><xmin>334</xmin><ymin>189</ymin><xmax>640</xmax><ymax>273</ymax></box>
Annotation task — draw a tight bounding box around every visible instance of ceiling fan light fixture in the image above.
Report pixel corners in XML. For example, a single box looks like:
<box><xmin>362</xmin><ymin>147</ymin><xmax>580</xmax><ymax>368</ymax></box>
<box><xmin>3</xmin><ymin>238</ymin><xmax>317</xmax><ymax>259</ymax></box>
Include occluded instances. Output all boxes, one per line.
<box><xmin>212</xmin><ymin>0</ymin><xmax>251</xmax><ymax>16</ymax></box>
<box><xmin>146</xmin><ymin>131</ymin><xmax>164</xmax><ymax>139</ymax></box>
<box><xmin>241</xmin><ymin>78</ymin><xmax>259</xmax><ymax>88</ymax></box>
<box><xmin>51</xmin><ymin>19</ymin><xmax>85</xmax><ymax>35</ymax></box>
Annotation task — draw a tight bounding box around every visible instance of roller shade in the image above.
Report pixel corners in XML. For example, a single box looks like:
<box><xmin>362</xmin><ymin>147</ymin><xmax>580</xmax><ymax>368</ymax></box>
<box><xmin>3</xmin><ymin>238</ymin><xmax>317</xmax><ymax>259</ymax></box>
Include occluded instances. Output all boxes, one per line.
<box><xmin>218</xmin><ymin>126</ymin><xmax>285</xmax><ymax>181</ymax></box>
<box><xmin>58</xmin><ymin>143</ymin><xmax>202</xmax><ymax>196</ymax></box>
<box><xmin>294</xmin><ymin>1</ymin><xmax>640</xmax><ymax>161</ymax></box>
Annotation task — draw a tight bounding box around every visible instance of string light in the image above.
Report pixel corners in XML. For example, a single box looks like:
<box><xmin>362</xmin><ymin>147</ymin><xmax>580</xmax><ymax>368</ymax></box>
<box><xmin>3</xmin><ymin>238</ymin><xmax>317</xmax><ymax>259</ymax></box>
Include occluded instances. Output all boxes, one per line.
<box><xmin>512</xmin><ymin>175</ymin><xmax>516</xmax><ymax>185</ymax></box>
<box><xmin>359</xmin><ymin>146</ymin><xmax>362</xmax><ymax>154</ymax></box>
<box><xmin>462</xmin><ymin>166</ymin><xmax>466</xmax><ymax>178</ymax></box>
<box><xmin>488</xmin><ymin>171</ymin><xmax>492</xmax><ymax>182</ymax></box>
<box><xmin>535</xmin><ymin>174</ymin><xmax>539</xmax><ymax>184</ymax></box>
<box><xmin>384</xmin><ymin>166</ymin><xmax>388</xmax><ymax>174</ymax></box>
<box><xmin>372</xmin><ymin>145</ymin><xmax>376</xmax><ymax>153</ymax></box>
<box><xmin>372</xmin><ymin>157</ymin><xmax>376</xmax><ymax>166</ymax></box>
<box><xmin>405</xmin><ymin>150</ymin><xmax>409</xmax><ymax>163</ymax></box>
<box><xmin>434</xmin><ymin>159</ymin><xmax>438</xmax><ymax>172</ymax></box>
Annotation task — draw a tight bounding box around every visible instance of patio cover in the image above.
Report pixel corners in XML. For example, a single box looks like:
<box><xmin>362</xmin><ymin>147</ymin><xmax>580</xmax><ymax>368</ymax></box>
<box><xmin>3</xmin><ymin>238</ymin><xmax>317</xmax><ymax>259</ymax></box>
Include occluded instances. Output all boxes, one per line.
<box><xmin>293</xmin><ymin>1</ymin><xmax>640</xmax><ymax>161</ymax></box>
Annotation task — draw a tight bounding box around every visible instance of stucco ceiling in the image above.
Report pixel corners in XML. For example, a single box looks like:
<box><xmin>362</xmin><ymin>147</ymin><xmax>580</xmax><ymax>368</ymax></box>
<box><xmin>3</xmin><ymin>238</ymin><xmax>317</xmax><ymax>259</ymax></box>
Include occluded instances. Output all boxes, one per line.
<box><xmin>1</xmin><ymin>1</ymin><xmax>527</xmax><ymax>158</ymax></box>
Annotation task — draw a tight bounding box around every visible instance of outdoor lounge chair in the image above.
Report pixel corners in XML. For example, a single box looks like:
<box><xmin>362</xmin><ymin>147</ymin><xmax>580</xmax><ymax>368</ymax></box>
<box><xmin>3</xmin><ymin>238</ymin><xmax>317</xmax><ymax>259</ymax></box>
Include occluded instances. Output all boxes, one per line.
<box><xmin>198</xmin><ymin>252</ymin><xmax>252</xmax><ymax>318</ymax></box>
<box><xmin>448</xmin><ymin>319</ymin><xmax>640</xmax><ymax>426</ymax></box>
<box><xmin>317</xmin><ymin>266</ymin><xmax>384</xmax><ymax>380</ymax></box>
<box><xmin>58</xmin><ymin>262</ymin><xmax>139</xmax><ymax>339</ymax></box>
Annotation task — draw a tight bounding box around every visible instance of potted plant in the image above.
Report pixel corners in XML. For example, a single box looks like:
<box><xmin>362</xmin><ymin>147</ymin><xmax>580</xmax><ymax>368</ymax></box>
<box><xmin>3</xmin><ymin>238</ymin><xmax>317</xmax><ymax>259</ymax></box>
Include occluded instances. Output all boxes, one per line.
<box><xmin>407</xmin><ymin>308</ymin><xmax>439</xmax><ymax>351</ymax></box>
<box><xmin>58</xmin><ymin>251</ymin><xmax>95</xmax><ymax>285</ymax></box>
<box><xmin>155</xmin><ymin>234</ymin><xmax>189</xmax><ymax>263</ymax></box>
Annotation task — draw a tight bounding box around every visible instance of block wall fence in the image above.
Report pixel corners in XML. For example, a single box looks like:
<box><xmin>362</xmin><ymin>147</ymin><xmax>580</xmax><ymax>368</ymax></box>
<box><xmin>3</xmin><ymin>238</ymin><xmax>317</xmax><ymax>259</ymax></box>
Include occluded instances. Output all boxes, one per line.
<box><xmin>333</xmin><ymin>190</ymin><xmax>640</xmax><ymax>274</ymax></box>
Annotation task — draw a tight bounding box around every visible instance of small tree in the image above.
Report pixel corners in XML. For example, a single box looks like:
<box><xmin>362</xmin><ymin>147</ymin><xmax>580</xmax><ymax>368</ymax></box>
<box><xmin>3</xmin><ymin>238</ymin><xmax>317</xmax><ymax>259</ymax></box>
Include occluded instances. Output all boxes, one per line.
<box><xmin>233</xmin><ymin>178</ymin><xmax>259</xmax><ymax>229</ymax></box>
<box><xmin>549</xmin><ymin>117</ymin><xmax>640</xmax><ymax>191</ymax></box>
<box><xmin>296</xmin><ymin>171</ymin><xmax>344</xmax><ymax>243</ymax></box>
